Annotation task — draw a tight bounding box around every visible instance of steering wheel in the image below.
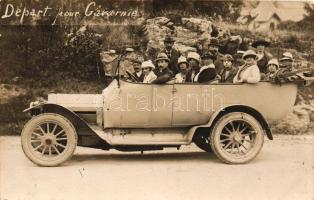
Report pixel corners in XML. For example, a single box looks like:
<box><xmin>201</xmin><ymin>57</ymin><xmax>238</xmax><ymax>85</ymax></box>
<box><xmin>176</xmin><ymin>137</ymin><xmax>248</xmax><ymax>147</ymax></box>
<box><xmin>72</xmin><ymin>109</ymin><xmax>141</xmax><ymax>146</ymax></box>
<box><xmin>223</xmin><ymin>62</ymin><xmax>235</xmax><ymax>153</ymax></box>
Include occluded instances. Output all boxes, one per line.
<box><xmin>126</xmin><ymin>70</ymin><xmax>139</xmax><ymax>82</ymax></box>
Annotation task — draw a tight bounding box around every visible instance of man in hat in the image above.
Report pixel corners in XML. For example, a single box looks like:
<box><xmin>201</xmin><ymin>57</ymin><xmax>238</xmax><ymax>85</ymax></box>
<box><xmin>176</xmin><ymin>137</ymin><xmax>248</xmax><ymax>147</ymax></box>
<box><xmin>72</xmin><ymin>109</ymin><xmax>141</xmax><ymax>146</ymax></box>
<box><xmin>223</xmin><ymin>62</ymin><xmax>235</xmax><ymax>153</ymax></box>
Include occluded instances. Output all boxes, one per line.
<box><xmin>233</xmin><ymin>50</ymin><xmax>261</xmax><ymax>84</ymax></box>
<box><xmin>187</xmin><ymin>52</ymin><xmax>202</xmax><ymax>82</ymax></box>
<box><xmin>193</xmin><ymin>52</ymin><xmax>217</xmax><ymax>83</ymax></box>
<box><xmin>132</xmin><ymin>58</ymin><xmax>145</xmax><ymax>82</ymax></box>
<box><xmin>274</xmin><ymin>52</ymin><xmax>296</xmax><ymax>82</ymax></box>
<box><xmin>208</xmin><ymin>38</ymin><xmax>224</xmax><ymax>75</ymax></box>
<box><xmin>219</xmin><ymin>54</ymin><xmax>238</xmax><ymax>83</ymax></box>
<box><xmin>175</xmin><ymin>56</ymin><xmax>192</xmax><ymax>83</ymax></box>
<box><xmin>252</xmin><ymin>39</ymin><xmax>272</xmax><ymax>74</ymax></box>
<box><xmin>279</xmin><ymin>52</ymin><xmax>294</xmax><ymax>70</ymax></box>
<box><xmin>161</xmin><ymin>36</ymin><xmax>181</xmax><ymax>75</ymax></box>
<box><xmin>152</xmin><ymin>53</ymin><xmax>174</xmax><ymax>84</ymax></box>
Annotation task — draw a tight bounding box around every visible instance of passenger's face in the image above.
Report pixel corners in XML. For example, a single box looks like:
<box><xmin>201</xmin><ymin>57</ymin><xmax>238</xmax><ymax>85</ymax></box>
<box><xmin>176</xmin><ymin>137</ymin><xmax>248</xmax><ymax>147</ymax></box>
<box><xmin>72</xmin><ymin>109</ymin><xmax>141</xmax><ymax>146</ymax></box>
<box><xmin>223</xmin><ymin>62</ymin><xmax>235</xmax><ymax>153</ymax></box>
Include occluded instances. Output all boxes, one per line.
<box><xmin>164</xmin><ymin>42</ymin><xmax>173</xmax><ymax>50</ymax></box>
<box><xmin>157</xmin><ymin>60</ymin><xmax>169</xmax><ymax>70</ymax></box>
<box><xmin>133</xmin><ymin>63</ymin><xmax>141</xmax><ymax>72</ymax></box>
<box><xmin>268</xmin><ymin>64</ymin><xmax>277</xmax><ymax>73</ymax></box>
<box><xmin>280</xmin><ymin>60</ymin><xmax>293</xmax><ymax>68</ymax></box>
<box><xmin>223</xmin><ymin>60</ymin><xmax>232</xmax><ymax>69</ymax></box>
<box><xmin>245</xmin><ymin>56</ymin><xmax>256</xmax><ymax>65</ymax></box>
<box><xmin>142</xmin><ymin>67</ymin><xmax>151</xmax><ymax>75</ymax></box>
<box><xmin>202</xmin><ymin>58</ymin><xmax>212</xmax><ymax>66</ymax></box>
<box><xmin>188</xmin><ymin>59</ymin><xmax>199</xmax><ymax>69</ymax></box>
<box><xmin>179</xmin><ymin>63</ymin><xmax>188</xmax><ymax>74</ymax></box>
<box><xmin>256</xmin><ymin>45</ymin><xmax>265</xmax><ymax>53</ymax></box>
<box><xmin>208</xmin><ymin>45</ymin><xmax>219</xmax><ymax>54</ymax></box>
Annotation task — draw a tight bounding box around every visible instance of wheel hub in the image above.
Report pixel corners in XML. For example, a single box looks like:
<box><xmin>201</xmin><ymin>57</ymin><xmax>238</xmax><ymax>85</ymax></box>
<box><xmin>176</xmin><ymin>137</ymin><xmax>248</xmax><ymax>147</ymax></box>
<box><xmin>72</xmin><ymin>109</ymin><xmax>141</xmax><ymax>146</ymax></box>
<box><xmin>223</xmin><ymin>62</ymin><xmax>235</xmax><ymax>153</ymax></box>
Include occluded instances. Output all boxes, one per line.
<box><xmin>233</xmin><ymin>133</ymin><xmax>242</xmax><ymax>143</ymax></box>
<box><xmin>42</xmin><ymin>134</ymin><xmax>56</xmax><ymax>146</ymax></box>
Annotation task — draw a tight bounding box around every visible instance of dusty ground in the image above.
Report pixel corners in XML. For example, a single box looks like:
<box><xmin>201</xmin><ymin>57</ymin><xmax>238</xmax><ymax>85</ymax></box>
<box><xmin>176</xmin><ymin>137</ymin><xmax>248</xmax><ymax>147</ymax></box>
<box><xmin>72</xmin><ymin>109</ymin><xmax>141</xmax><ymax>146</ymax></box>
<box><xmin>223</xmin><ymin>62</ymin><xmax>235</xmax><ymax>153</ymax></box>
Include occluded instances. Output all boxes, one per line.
<box><xmin>0</xmin><ymin>135</ymin><xmax>313</xmax><ymax>200</ymax></box>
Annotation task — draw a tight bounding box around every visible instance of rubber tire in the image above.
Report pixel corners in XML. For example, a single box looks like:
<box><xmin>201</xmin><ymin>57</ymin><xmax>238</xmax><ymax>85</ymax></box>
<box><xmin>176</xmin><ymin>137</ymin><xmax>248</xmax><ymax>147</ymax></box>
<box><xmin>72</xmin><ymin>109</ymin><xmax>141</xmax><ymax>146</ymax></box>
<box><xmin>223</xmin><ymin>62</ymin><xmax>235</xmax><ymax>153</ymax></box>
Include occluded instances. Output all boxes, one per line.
<box><xmin>21</xmin><ymin>113</ymin><xmax>77</xmax><ymax>167</ymax></box>
<box><xmin>210</xmin><ymin>112</ymin><xmax>264</xmax><ymax>164</ymax></box>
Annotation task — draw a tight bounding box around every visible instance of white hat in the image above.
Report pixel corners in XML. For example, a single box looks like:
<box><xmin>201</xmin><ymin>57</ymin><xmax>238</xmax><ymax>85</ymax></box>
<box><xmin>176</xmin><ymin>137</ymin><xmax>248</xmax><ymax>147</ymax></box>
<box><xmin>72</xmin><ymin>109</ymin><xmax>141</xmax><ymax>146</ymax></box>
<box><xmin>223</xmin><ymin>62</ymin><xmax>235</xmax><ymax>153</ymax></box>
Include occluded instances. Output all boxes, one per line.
<box><xmin>177</xmin><ymin>56</ymin><xmax>188</xmax><ymax>65</ymax></box>
<box><xmin>280</xmin><ymin>52</ymin><xmax>293</xmax><ymax>62</ymax></box>
<box><xmin>187</xmin><ymin>52</ymin><xmax>201</xmax><ymax>63</ymax></box>
<box><xmin>267</xmin><ymin>58</ymin><xmax>279</xmax><ymax>68</ymax></box>
<box><xmin>141</xmin><ymin>60</ymin><xmax>155</xmax><ymax>69</ymax></box>
<box><xmin>242</xmin><ymin>50</ymin><xmax>257</xmax><ymax>59</ymax></box>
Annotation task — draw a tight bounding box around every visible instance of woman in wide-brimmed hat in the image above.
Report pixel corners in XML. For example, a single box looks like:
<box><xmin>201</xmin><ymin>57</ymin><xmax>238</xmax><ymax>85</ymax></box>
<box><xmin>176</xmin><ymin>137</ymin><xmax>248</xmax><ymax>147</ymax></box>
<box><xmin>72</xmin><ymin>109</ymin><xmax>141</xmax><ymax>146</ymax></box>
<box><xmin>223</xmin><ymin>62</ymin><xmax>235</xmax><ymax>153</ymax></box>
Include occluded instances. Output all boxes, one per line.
<box><xmin>233</xmin><ymin>50</ymin><xmax>261</xmax><ymax>84</ymax></box>
<box><xmin>193</xmin><ymin>52</ymin><xmax>217</xmax><ymax>83</ymax></box>
<box><xmin>174</xmin><ymin>56</ymin><xmax>192</xmax><ymax>83</ymax></box>
<box><xmin>252</xmin><ymin>39</ymin><xmax>272</xmax><ymax>74</ymax></box>
<box><xmin>142</xmin><ymin>60</ymin><xmax>157</xmax><ymax>83</ymax></box>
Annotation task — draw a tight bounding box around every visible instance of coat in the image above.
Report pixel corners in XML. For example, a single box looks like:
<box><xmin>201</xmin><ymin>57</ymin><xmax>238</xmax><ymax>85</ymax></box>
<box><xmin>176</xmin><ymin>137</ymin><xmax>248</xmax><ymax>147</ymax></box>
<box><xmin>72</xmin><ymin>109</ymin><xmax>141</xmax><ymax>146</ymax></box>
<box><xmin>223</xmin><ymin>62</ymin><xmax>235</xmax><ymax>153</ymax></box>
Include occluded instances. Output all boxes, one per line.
<box><xmin>214</xmin><ymin>53</ymin><xmax>225</xmax><ymax>75</ymax></box>
<box><xmin>219</xmin><ymin>67</ymin><xmax>238</xmax><ymax>83</ymax></box>
<box><xmin>133</xmin><ymin>71</ymin><xmax>145</xmax><ymax>82</ymax></box>
<box><xmin>161</xmin><ymin>48</ymin><xmax>181</xmax><ymax>75</ymax></box>
<box><xmin>256</xmin><ymin>52</ymin><xmax>272</xmax><ymax>74</ymax></box>
<box><xmin>152</xmin><ymin>67</ymin><xmax>174</xmax><ymax>84</ymax></box>
<box><xmin>174</xmin><ymin>71</ymin><xmax>192</xmax><ymax>83</ymax></box>
<box><xmin>143</xmin><ymin>71</ymin><xmax>157</xmax><ymax>83</ymax></box>
<box><xmin>233</xmin><ymin>64</ymin><xmax>261</xmax><ymax>84</ymax></box>
<box><xmin>194</xmin><ymin>64</ymin><xmax>217</xmax><ymax>83</ymax></box>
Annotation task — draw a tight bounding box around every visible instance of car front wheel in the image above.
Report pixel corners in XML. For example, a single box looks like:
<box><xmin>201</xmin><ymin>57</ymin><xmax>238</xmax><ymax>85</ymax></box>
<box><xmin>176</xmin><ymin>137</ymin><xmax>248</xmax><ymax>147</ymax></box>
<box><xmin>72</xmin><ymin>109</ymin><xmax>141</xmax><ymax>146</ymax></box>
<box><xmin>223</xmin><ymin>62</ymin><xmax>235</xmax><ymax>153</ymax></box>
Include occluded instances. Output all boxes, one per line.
<box><xmin>21</xmin><ymin>113</ymin><xmax>77</xmax><ymax>167</ymax></box>
<box><xmin>210</xmin><ymin>112</ymin><xmax>264</xmax><ymax>164</ymax></box>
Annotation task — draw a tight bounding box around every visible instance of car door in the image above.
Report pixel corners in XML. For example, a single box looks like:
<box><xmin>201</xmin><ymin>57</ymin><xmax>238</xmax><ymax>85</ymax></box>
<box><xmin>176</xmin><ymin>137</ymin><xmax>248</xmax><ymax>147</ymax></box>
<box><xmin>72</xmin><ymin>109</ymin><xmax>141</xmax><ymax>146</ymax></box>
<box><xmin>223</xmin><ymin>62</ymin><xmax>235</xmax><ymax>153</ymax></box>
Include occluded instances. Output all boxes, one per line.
<box><xmin>172</xmin><ymin>83</ymin><xmax>213</xmax><ymax>127</ymax></box>
<box><xmin>103</xmin><ymin>80</ymin><xmax>174</xmax><ymax>128</ymax></box>
<box><xmin>150</xmin><ymin>83</ymin><xmax>174</xmax><ymax>127</ymax></box>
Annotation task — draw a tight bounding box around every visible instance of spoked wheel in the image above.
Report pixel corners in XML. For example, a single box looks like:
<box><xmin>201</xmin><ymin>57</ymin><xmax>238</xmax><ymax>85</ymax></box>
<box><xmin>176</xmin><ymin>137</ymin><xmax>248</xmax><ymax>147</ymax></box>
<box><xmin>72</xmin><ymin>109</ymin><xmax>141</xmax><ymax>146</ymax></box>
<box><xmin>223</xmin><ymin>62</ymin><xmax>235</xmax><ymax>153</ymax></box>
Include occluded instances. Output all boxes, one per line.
<box><xmin>21</xmin><ymin>113</ymin><xmax>77</xmax><ymax>167</ymax></box>
<box><xmin>210</xmin><ymin>112</ymin><xmax>264</xmax><ymax>164</ymax></box>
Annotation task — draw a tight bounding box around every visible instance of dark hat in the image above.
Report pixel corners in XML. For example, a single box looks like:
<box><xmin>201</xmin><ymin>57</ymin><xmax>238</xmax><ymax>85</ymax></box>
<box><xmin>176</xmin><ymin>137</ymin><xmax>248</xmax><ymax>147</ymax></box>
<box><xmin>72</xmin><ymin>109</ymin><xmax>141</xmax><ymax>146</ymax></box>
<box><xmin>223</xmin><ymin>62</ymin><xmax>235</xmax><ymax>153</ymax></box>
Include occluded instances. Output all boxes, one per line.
<box><xmin>132</xmin><ymin>58</ymin><xmax>142</xmax><ymax>64</ymax></box>
<box><xmin>223</xmin><ymin>54</ymin><xmax>234</xmax><ymax>62</ymax></box>
<box><xmin>208</xmin><ymin>38</ymin><xmax>221</xmax><ymax>47</ymax></box>
<box><xmin>164</xmin><ymin>36</ymin><xmax>175</xmax><ymax>43</ymax></box>
<box><xmin>252</xmin><ymin>39</ymin><xmax>270</xmax><ymax>48</ymax></box>
<box><xmin>202</xmin><ymin>52</ymin><xmax>216</xmax><ymax>60</ymax></box>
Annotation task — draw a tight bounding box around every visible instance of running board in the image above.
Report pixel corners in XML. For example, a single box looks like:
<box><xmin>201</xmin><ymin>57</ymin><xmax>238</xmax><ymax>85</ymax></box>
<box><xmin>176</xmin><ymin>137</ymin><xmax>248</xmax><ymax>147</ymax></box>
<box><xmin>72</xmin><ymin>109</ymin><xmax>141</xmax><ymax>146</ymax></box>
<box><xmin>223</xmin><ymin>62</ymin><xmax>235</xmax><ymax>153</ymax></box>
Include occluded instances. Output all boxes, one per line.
<box><xmin>88</xmin><ymin>125</ymin><xmax>191</xmax><ymax>145</ymax></box>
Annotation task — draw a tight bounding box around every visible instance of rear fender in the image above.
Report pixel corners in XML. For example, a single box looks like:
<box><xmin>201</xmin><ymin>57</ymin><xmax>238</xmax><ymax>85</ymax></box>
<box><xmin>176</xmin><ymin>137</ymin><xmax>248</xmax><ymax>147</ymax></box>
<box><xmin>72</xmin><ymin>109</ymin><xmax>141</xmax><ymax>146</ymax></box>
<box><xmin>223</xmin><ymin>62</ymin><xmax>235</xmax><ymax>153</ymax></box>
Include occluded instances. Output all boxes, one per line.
<box><xmin>188</xmin><ymin>104</ymin><xmax>273</xmax><ymax>142</ymax></box>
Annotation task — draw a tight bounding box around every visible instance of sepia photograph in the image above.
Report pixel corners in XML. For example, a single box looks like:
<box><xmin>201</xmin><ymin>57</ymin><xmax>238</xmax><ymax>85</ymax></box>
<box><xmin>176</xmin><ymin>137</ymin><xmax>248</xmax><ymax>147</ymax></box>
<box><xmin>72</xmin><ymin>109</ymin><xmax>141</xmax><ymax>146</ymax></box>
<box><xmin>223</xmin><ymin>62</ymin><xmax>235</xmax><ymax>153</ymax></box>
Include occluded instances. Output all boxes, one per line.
<box><xmin>0</xmin><ymin>0</ymin><xmax>313</xmax><ymax>199</ymax></box>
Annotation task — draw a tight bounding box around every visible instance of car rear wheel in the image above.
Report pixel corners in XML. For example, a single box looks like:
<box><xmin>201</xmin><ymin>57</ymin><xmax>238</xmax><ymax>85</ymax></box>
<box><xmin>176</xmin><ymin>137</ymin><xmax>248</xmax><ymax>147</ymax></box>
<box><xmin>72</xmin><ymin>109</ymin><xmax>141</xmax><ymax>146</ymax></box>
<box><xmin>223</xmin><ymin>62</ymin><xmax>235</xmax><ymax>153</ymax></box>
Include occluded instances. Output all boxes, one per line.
<box><xmin>210</xmin><ymin>112</ymin><xmax>264</xmax><ymax>164</ymax></box>
<box><xmin>21</xmin><ymin>113</ymin><xmax>77</xmax><ymax>167</ymax></box>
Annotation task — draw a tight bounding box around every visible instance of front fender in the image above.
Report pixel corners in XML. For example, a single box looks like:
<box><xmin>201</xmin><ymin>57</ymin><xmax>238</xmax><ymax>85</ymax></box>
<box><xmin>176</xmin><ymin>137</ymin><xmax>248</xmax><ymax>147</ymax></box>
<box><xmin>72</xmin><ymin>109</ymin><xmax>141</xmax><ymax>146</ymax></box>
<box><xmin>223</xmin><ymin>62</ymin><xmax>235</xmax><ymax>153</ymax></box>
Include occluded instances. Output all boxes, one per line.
<box><xmin>24</xmin><ymin>103</ymin><xmax>110</xmax><ymax>149</ymax></box>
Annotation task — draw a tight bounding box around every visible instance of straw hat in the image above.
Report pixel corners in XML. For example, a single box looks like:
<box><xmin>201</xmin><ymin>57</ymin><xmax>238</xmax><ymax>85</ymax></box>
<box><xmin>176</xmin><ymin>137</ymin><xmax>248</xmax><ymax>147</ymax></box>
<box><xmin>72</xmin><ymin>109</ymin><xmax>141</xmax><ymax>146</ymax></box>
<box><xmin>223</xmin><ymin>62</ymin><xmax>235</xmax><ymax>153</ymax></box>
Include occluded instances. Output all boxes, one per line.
<box><xmin>242</xmin><ymin>50</ymin><xmax>257</xmax><ymax>60</ymax></box>
<box><xmin>187</xmin><ymin>52</ymin><xmax>201</xmax><ymax>63</ymax></box>
<box><xmin>155</xmin><ymin>53</ymin><xmax>170</xmax><ymax>63</ymax></box>
<box><xmin>141</xmin><ymin>60</ymin><xmax>155</xmax><ymax>69</ymax></box>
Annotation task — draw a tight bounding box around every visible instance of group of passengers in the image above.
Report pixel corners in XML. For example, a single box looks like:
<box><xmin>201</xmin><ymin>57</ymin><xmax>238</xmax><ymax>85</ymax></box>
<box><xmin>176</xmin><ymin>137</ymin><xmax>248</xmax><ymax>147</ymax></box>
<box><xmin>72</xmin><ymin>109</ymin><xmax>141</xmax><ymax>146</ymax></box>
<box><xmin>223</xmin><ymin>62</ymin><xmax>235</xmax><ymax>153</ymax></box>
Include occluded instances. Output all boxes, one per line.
<box><xmin>129</xmin><ymin>36</ymin><xmax>295</xmax><ymax>84</ymax></box>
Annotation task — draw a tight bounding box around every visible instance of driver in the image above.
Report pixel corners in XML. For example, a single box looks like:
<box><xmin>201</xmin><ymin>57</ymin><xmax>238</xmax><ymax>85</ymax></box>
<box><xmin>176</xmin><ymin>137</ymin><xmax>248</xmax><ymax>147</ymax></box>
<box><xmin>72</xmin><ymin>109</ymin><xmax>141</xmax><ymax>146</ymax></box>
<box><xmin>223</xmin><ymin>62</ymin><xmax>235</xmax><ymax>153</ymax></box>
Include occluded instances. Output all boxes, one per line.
<box><xmin>152</xmin><ymin>53</ymin><xmax>174</xmax><ymax>84</ymax></box>
<box><xmin>132</xmin><ymin>58</ymin><xmax>144</xmax><ymax>82</ymax></box>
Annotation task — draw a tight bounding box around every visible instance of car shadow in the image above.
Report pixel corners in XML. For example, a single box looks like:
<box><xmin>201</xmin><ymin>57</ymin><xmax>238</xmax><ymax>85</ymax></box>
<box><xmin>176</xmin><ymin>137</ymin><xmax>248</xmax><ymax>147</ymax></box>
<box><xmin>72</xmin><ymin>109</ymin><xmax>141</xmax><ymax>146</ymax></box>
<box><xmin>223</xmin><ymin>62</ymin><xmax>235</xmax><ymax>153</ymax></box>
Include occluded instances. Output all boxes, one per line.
<box><xmin>70</xmin><ymin>151</ymin><xmax>220</xmax><ymax>164</ymax></box>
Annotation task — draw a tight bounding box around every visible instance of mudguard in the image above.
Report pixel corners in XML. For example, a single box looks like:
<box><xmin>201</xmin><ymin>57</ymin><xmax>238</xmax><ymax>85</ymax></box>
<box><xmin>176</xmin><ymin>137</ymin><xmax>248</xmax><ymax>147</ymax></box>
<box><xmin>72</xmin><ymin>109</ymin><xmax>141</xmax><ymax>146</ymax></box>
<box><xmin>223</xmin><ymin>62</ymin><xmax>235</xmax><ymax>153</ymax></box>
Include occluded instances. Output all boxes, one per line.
<box><xmin>188</xmin><ymin>104</ymin><xmax>273</xmax><ymax>141</ymax></box>
<box><xmin>24</xmin><ymin>103</ymin><xmax>110</xmax><ymax>148</ymax></box>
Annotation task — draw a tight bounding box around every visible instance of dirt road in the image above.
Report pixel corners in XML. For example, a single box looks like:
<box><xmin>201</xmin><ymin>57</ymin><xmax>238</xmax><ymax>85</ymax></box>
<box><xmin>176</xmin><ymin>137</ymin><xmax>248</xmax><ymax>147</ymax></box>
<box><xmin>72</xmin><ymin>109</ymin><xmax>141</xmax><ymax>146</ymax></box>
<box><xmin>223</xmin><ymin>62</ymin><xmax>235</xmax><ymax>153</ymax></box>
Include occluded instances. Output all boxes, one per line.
<box><xmin>0</xmin><ymin>135</ymin><xmax>313</xmax><ymax>200</ymax></box>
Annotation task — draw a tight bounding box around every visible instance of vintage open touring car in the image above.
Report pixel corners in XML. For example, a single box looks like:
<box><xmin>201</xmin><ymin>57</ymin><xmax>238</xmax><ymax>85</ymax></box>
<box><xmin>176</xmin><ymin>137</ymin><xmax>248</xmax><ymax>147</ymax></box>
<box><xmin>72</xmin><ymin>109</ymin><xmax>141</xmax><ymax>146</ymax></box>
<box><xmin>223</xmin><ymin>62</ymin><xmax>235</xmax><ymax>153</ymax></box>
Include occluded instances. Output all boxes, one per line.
<box><xmin>21</xmin><ymin>76</ymin><xmax>313</xmax><ymax>167</ymax></box>
<box><xmin>20</xmin><ymin>48</ymin><xmax>314</xmax><ymax>166</ymax></box>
